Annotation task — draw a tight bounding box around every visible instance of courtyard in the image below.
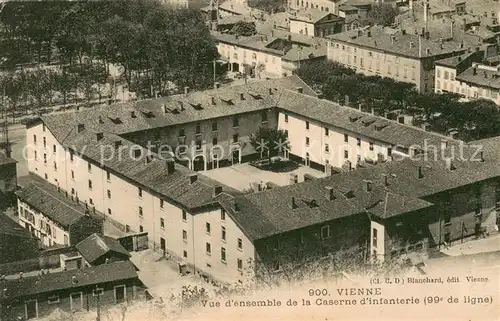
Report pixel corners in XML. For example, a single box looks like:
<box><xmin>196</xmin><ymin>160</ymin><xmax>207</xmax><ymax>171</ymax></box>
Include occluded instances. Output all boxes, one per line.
<box><xmin>202</xmin><ymin>162</ymin><xmax>327</xmax><ymax>192</ymax></box>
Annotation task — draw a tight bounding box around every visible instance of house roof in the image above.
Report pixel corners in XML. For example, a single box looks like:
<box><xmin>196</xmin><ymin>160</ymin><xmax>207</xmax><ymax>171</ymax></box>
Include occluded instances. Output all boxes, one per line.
<box><xmin>434</xmin><ymin>50</ymin><xmax>480</xmax><ymax>68</ymax></box>
<box><xmin>289</xmin><ymin>9</ymin><xmax>342</xmax><ymax>24</ymax></box>
<box><xmin>328</xmin><ymin>26</ymin><xmax>469</xmax><ymax>59</ymax></box>
<box><xmin>455</xmin><ymin>65</ymin><xmax>500</xmax><ymax>89</ymax></box>
<box><xmin>339</xmin><ymin>4</ymin><xmax>359</xmax><ymax>12</ymax></box>
<box><xmin>0</xmin><ymin>260</ymin><xmax>138</xmax><ymax>300</ymax></box>
<box><xmin>0</xmin><ymin>153</ymin><xmax>17</xmax><ymax>166</ymax></box>
<box><xmin>75</xmin><ymin>233</ymin><xmax>130</xmax><ymax>264</ymax></box>
<box><xmin>222</xmin><ymin>137</ymin><xmax>500</xmax><ymax>241</ymax></box>
<box><xmin>15</xmin><ymin>174</ymin><xmax>102</xmax><ymax>228</ymax></box>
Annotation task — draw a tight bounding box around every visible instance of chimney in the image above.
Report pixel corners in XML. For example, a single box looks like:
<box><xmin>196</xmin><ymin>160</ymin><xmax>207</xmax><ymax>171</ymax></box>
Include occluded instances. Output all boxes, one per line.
<box><xmin>213</xmin><ymin>185</ymin><xmax>223</xmax><ymax>197</ymax></box>
<box><xmin>473</xmin><ymin>67</ymin><xmax>477</xmax><ymax>75</ymax></box>
<box><xmin>239</xmin><ymin>92</ymin><xmax>245</xmax><ymax>101</ymax></box>
<box><xmin>479</xmin><ymin>151</ymin><xmax>485</xmax><ymax>162</ymax></box>
<box><xmin>72</xmin><ymin>276</ymin><xmax>77</xmax><ymax>284</ymax></box>
<box><xmin>189</xmin><ymin>173</ymin><xmax>198</xmax><ymax>184</ymax></box>
<box><xmin>166</xmin><ymin>158</ymin><xmax>175</xmax><ymax>174</ymax></box>
<box><xmin>390</xmin><ymin>35</ymin><xmax>395</xmax><ymax>44</ymax></box>
<box><xmin>210</xmin><ymin>96</ymin><xmax>216</xmax><ymax>105</ymax></box>
<box><xmin>114</xmin><ymin>140</ymin><xmax>122</xmax><ymax>150</ymax></box>
<box><xmin>410</xmin><ymin>41</ymin><xmax>415</xmax><ymax>49</ymax></box>
<box><xmin>77</xmin><ymin>124</ymin><xmax>85</xmax><ymax>133</ymax></box>
<box><xmin>357</xmin><ymin>30</ymin><xmax>362</xmax><ymax>37</ymax></box>
<box><xmin>105</xmin><ymin>258</ymin><xmax>109</xmax><ymax>264</ymax></box>
<box><xmin>424</xmin><ymin>2</ymin><xmax>429</xmax><ymax>32</ymax></box>
<box><xmin>325</xmin><ymin>186</ymin><xmax>335</xmax><ymax>201</ymax></box>
<box><xmin>445</xmin><ymin>158</ymin><xmax>455</xmax><ymax>171</ymax></box>
<box><xmin>450</xmin><ymin>21</ymin><xmax>454</xmax><ymax>39</ymax></box>
<box><xmin>382</xmin><ymin>174</ymin><xmax>389</xmax><ymax>187</ymax></box>
<box><xmin>214</xmin><ymin>82</ymin><xmax>221</xmax><ymax>89</ymax></box>
<box><xmin>232</xmin><ymin>200</ymin><xmax>240</xmax><ymax>212</ymax></box>
<box><xmin>290</xmin><ymin>196</ymin><xmax>298</xmax><ymax>209</ymax></box>
<box><xmin>364</xmin><ymin>180</ymin><xmax>372</xmax><ymax>192</ymax></box>
<box><xmin>296</xmin><ymin>87</ymin><xmax>303</xmax><ymax>94</ymax></box>
<box><xmin>3</xmin><ymin>288</ymin><xmax>6</xmax><ymax>298</ymax></box>
<box><xmin>371</xmin><ymin>107</ymin><xmax>375</xmax><ymax>115</ymax></box>
<box><xmin>402</xmin><ymin>29</ymin><xmax>406</xmax><ymax>35</ymax></box>
<box><xmin>268</xmin><ymin>88</ymin><xmax>273</xmax><ymax>95</ymax></box>
<box><xmin>98</xmin><ymin>116</ymin><xmax>104</xmax><ymax>124</ymax></box>
<box><xmin>287</xmin><ymin>34</ymin><xmax>292</xmax><ymax>41</ymax></box>
<box><xmin>483</xmin><ymin>71</ymin><xmax>488</xmax><ymax>78</ymax></box>
<box><xmin>426</xmin><ymin>48</ymin><xmax>431</xmax><ymax>55</ymax></box>
<box><xmin>162</xmin><ymin>104</ymin><xmax>168</xmax><ymax>113</ymax></box>
<box><xmin>367</xmin><ymin>31</ymin><xmax>371</xmax><ymax>37</ymax></box>
<box><xmin>179</xmin><ymin>101</ymin><xmax>185</xmax><ymax>111</ymax></box>
<box><xmin>418</xmin><ymin>166</ymin><xmax>424</xmax><ymax>179</ymax></box>
<box><xmin>458</xmin><ymin>56</ymin><xmax>462</xmax><ymax>62</ymax></box>
<box><xmin>289</xmin><ymin>173</ymin><xmax>298</xmax><ymax>184</ymax></box>
<box><xmin>130</xmin><ymin>111</ymin><xmax>136</xmax><ymax>118</ymax></box>
<box><xmin>184</xmin><ymin>86</ymin><xmax>189</xmax><ymax>96</ymax></box>
<box><xmin>95</xmin><ymin>132</ymin><xmax>104</xmax><ymax>142</ymax></box>
<box><xmin>271</xmin><ymin>30</ymin><xmax>274</xmax><ymax>37</ymax></box>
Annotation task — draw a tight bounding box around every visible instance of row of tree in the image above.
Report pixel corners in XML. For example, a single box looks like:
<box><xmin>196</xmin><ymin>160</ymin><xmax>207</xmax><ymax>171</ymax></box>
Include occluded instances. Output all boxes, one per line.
<box><xmin>0</xmin><ymin>0</ymin><xmax>222</xmax><ymax>102</ymax></box>
<box><xmin>295</xmin><ymin>60</ymin><xmax>500</xmax><ymax>142</ymax></box>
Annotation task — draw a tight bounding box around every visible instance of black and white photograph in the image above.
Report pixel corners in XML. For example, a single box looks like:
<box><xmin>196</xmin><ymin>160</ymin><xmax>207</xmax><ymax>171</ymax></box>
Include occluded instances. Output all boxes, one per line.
<box><xmin>0</xmin><ymin>0</ymin><xmax>498</xmax><ymax>319</ymax></box>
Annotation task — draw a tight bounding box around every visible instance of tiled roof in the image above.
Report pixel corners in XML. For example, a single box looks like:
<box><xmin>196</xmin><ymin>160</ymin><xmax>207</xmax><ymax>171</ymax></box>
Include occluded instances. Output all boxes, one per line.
<box><xmin>435</xmin><ymin>50</ymin><xmax>481</xmax><ymax>68</ymax></box>
<box><xmin>455</xmin><ymin>65</ymin><xmax>500</xmax><ymax>89</ymax></box>
<box><xmin>0</xmin><ymin>261</ymin><xmax>138</xmax><ymax>299</ymax></box>
<box><xmin>223</xmin><ymin>137</ymin><xmax>500</xmax><ymax>240</ymax></box>
<box><xmin>289</xmin><ymin>9</ymin><xmax>341</xmax><ymax>24</ymax></box>
<box><xmin>328</xmin><ymin>26</ymin><xmax>469</xmax><ymax>59</ymax></box>
<box><xmin>75</xmin><ymin>233</ymin><xmax>130</xmax><ymax>264</ymax></box>
<box><xmin>0</xmin><ymin>153</ymin><xmax>17</xmax><ymax>166</ymax></box>
<box><xmin>15</xmin><ymin>174</ymin><xmax>102</xmax><ymax>227</ymax></box>
<box><xmin>276</xmin><ymin>89</ymin><xmax>455</xmax><ymax>148</ymax></box>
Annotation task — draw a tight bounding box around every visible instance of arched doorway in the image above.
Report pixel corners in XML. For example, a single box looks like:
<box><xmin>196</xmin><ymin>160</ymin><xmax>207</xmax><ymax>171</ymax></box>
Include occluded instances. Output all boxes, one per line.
<box><xmin>192</xmin><ymin>155</ymin><xmax>206</xmax><ymax>172</ymax></box>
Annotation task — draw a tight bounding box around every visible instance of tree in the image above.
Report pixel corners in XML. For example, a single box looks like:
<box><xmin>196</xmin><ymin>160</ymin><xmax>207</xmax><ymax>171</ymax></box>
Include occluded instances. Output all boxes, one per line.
<box><xmin>247</xmin><ymin>0</ymin><xmax>285</xmax><ymax>13</ymax></box>
<box><xmin>366</xmin><ymin>4</ymin><xmax>400</xmax><ymax>27</ymax></box>
<box><xmin>230</xmin><ymin>21</ymin><xmax>257</xmax><ymax>37</ymax></box>
<box><xmin>250</xmin><ymin>127</ymin><xmax>289</xmax><ymax>161</ymax></box>
<box><xmin>295</xmin><ymin>60</ymin><xmax>354</xmax><ymax>94</ymax></box>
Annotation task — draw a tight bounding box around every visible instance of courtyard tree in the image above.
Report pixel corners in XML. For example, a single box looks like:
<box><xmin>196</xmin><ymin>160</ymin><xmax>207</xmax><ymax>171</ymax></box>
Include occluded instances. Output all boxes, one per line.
<box><xmin>249</xmin><ymin>127</ymin><xmax>289</xmax><ymax>161</ymax></box>
<box><xmin>366</xmin><ymin>3</ymin><xmax>400</xmax><ymax>27</ymax></box>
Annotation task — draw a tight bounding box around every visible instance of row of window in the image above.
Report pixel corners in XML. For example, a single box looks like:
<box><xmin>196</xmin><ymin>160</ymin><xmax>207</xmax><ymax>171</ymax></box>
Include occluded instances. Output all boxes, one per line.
<box><xmin>295</xmin><ymin>0</ymin><xmax>330</xmax><ymax>11</ymax></box>
<box><xmin>436</xmin><ymin>69</ymin><xmax>455</xmax><ymax>81</ymax></box>
<box><xmin>305</xmin><ymin>137</ymin><xmax>376</xmax><ymax>151</ymax></box>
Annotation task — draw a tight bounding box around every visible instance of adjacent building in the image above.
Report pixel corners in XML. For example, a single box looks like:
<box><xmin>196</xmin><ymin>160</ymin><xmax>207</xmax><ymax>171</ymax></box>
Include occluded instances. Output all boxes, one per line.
<box><xmin>16</xmin><ymin>175</ymin><xmax>104</xmax><ymax>248</ymax></box>
<box><xmin>288</xmin><ymin>9</ymin><xmax>344</xmax><ymax>37</ymax></box>
<box><xmin>328</xmin><ymin>26</ymin><xmax>470</xmax><ymax>92</ymax></box>
<box><xmin>75</xmin><ymin>233</ymin><xmax>131</xmax><ymax>267</ymax></box>
<box><xmin>0</xmin><ymin>261</ymin><xmax>143</xmax><ymax>320</ymax></box>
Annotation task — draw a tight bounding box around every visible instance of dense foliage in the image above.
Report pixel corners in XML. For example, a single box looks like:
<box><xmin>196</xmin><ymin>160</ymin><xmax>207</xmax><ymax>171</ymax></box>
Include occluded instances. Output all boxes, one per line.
<box><xmin>247</xmin><ymin>0</ymin><xmax>285</xmax><ymax>14</ymax></box>
<box><xmin>295</xmin><ymin>60</ymin><xmax>500</xmax><ymax>142</ymax></box>
<box><xmin>366</xmin><ymin>3</ymin><xmax>400</xmax><ymax>27</ymax></box>
<box><xmin>0</xmin><ymin>0</ymin><xmax>221</xmax><ymax>116</ymax></box>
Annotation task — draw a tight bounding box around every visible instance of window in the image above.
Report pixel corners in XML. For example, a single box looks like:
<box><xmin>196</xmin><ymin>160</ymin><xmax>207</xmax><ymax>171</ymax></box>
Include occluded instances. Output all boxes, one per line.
<box><xmin>212</xmin><ymin>121</ymin><xmax>218</xmax><ymax>132</ymax></box>
<box><xmin>53</xmin><ymin>162</ymin><xmax>57</xmax><ymax>171</ymax></box>
<box><xmin>344</xmin><ymin>134</ymin><xmax>348</xmax><ymax>143</ymax></box>
<box><xmin>212</xmin><ymin>137</ymin><xmax>218</xmax><ymax>145</ymax></box>
<box><xmin>233</xmin><ymin>134</ymin><xmax>239</xmax><ymax>143</ymax></box>
<box><xmin>344</xmin><ymin>150</ymin><xmax>349</xmax><ymax>159</ymax></box>
<box><xmin>70</xmin><ymin>151</ymin><xmax>74</xmax><ymax>162</ymax></box>
<box><xmin>71</xmin><ymin>170</ymin><xmax>74</xmax><ymax>180</ymax></box>
<box><xmin>261</xmin><ymin>111</ymin><xmax>268</xmax><ymax>123</ymax></box>
<box><xmin>34</xmin><ymin>151</ymin><xmax>37</xmax><ymax>160</ymax></box>
<box><xmin>221</xmin><ymin>247</ymin><xmax>227</xmax><ymax>263</ymax></box>
<box><xmin>139</xmin><ymin>225</ymin><xmax>144</xmax><ymax>232</ymax></box>
<box><xmin>372</xmin><ymin>228</ymin><xmax>378</xmax><ymax>247</ymax></box>
<box><xmin>160</xmin><ymin>199</ymin><xmax>164</xmax><ymax>209</ymax></box>
<box><xmin>357</xmin><ymin>138</ymin><xmax>361</xmax><ymax>147</ymax></box>
<box><xmin>182</xmin><ymin>210</ymin><xmax>187</xmax><ymax>221</ymax></box>
<box><xmin>284</xmin><ymin>114</ymin><xmax>288</xmax><ymax>123</ymax></box>
<box><xmin>373</xmin><ymin>250</ymin><xmax>377</xmax><ymax>261</ymax></box>
<box><xmin>106</xmin><ymin>171</ymin><xmax>111</xmax><ymax>181</ymax></box>
<box><xmin>233</xmin><ymin>116</ymin><xmax>239</xmax><ymax>127</ymax></box>
<box><xmin>324</xmin><ymin>127</ymin><xmax>329</xmax><ymax>136</ymax></box>
<box><xmin>387</xmin><ymin>147</ymin><xmax>392</xmax><ymax>157</ymax></box>
<box><xmin>325</xmin><ymin>144</ymin><xmax>330</xmax><ymax>153</ymax></box>
<box><xmin>206</xmin><ymin>242</ymin><xmax>211</xmax><ymax>254</ymax></box>
<box><xmin>33</xmin><ymin>134</ymin><xmax>37</xmax><ymax>144</ymax></box>
<box><xmin>53</xmin><ymin>145</ymin><xmax>56</xmax><ymax>153</ymax></box>
<box><xmin>206</xmin><ymin>222</ymin><xmax>211</xmax><ymax>234</ymax></box>
<box><xmin>195</xmin><ymin>123</ymin><xmax>201</xmax><ymax>135</ymax></box>
<box><xmin>160</xmin><ymin>218</ymin><xmax>165</xmax><ymax>229</ymax></box>
<box><xmin>43</xmin><ymin>153</ymin><xmax>47</xmax><ymax>164</ymax></box>
<box><xmin>305</xmin><ymin>137</ymin><xmax>310</xmax><ymax>146</ymax></box>
<box><xmin>88</xmin><ymin>162</ymin><xmax>91</xmax><ymax>173</ymax></box>
<box><xmin>321</xmin><ymin>225</ymin><xmax>331</xmax><ymax>239</ymax></box>
<box><xmin>182</xmin><ymin>230</ymin><xmax>187</xmax><ymax>241</ymax></box>
<box><xmin>108</xmin><ymin>208</ymin><xmax>112</xmax><ymax>215</ymax></box>
<box><xmin>92</xmin><ymin>289</ymin><xmax>104</xmax><ymax>297</ymax></box>
<box><xmin>89</xmin><ymin>198</ymin><xmax>94</xmax><ymax>205</ymax></box>
<box><xmin>88</xmin><ymin>180</ymin><xmax>92</xmax><ymax>190</ymax></box>
<box><xmin>360</xmin><ymin>57</ymin><xmax>364</xmax><ymax>67</ymax></box>
<box><xmin>221</xmin><ymin>226</ymin><xmax>226</xmax><ymax>241</ymax></box>
<box><xmin>138</xmin><ymin>188</ymin><xmax>142</xmax><ymax>198</ymax></box>
<box><xmin>237</xmin><ymin>238</ymin><xmax>243</xmax><ymax>250</ymax></box>
<box><xmin>183</xmin><ymin>250</ymin><xmax>187</xmax><ymax>258</ymax></box>
<box><xmin>139</xmin><ymin>206</ymin><xmax>143</xmax><ymax>217</ymax></box>
<box><xmin>237</xmin><ymin>258</ymin><xmax>243</xmax><ymax>270</ymax></box>
<box><xmin>48</xmin><ymin>295</ymin><xmax>59</xmax><ymax>304</ymax></box>
<box><xmin>107</xmin><ymin>190</ymin><xmax>111</xmax><ymax>199</ymax></box>
<box><xmin>221</xmin><ymin>209</ymin><xmax>226</xmax><ymax>220</ymax></box>
<box><xmin>369</xmin><ymin>142</ymin><xmax>374</xmax><ymax>151</ymax></box>
<box><xmin>195</xmin><ymin>138</ymin><xmax>202</xmax><ymax>150</ymax></box>
<box><xmin>43</xmin><ymin>137</ymin><xmax>46</xmax><ymax>148</ymax></box>
<box><xmin>444</xmin><ymin>71</ymin><xmax>449</xmax><ymax>80</ymax></box>
<box><xmin>305</xmin><ymin>121</ymin><xmax>309</xmax><ymax>130</ymax></box>
<box><xmin>44</xmin><ymin>173</ymin><xmax>48</xmax><ymax>179</ymax></box>
<box><xmin>43</xmin><ymin>124</ymin><xmax>46</xmax><ymax>132</ymax></box>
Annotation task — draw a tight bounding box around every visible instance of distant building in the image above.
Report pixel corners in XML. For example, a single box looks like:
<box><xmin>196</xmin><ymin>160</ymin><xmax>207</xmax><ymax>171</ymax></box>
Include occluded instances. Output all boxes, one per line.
<box><xmin>0</xmin><ymin>153</ymin><xmax>17</xmax><ymax>208</ymax></box>
<box><xmin>16</xmin><ymin>175</ymin><xmax>104</xmax><ymax>247</ymax></box>
<box><xmin>288</xmin><ymin>8</ymin><xmax>344</xmax><ymax>37</ymax></box>
<box><xmin>0</xmin><ymin>214</ymin><xmax>39</xmax><ymax>264</ymax></box>
<box><xmin>289</xmin><ymin>0</ymin><xmax>340</xmax><ymax>14</ymax></box>
<box><xmin>0</xmin><ymin>261</ymin><xmax>143</xmax><ymax>320</ymax></box>
<box><xmin>75</xmin><ymin>233</ymin><xmax>131</xmax><ymax>267</ymax></box>
<box><xmin>328</xmin><ymin>26</ymin><xmax>470</xmax><ymax>92</ymax></box>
